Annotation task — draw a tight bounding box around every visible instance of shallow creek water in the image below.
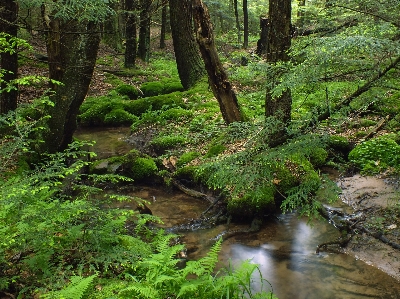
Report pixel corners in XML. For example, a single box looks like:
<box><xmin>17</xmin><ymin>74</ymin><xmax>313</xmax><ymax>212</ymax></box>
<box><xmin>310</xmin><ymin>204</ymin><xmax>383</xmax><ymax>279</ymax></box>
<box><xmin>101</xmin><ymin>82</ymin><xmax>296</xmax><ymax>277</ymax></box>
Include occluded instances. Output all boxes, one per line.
<box><xmin>75</xmin><ymin>127</ymin><xmax>400</xmax><ymax>299</ymax></box>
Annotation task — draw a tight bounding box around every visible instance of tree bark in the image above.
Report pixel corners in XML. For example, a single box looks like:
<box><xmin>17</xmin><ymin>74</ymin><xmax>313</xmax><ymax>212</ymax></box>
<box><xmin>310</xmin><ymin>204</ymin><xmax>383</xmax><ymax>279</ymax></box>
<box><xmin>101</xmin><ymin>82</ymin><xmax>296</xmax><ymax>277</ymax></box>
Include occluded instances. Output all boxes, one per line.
<box><xmin>124</xmin><ymin>0</ymin><xmax>137</xmax><ymax>68</ymax></box>
<box><xmin>42</xmin><ymin>8</ymin><xmax>101</xmax><ymax>153</ymax></box>
<box><xmin>169</xmin><ymin>0</ymin><xmax>205</xmax><ymax>90</ymax></box>
<box><xmin>265</xmin><ymin>0</ymin><xmax>292</xmax><ymax>147</ymax></box>
<box><xmin>193</xmin><ymin>0</ymin><xmax>244</xmax><ymax>124</ymax></box>
<box><xmin>138</xmin><ymin>0</ymin><xmax>151</xmax><ymax>62</ymax></box>
<box><xmin>233</xmin><ymin>0</ymin><xmax>241</xmax><ymax>45</ymax></box>
<box><xmin>242</xmin><ymin>0</ymin><xmax>248</xmax><ymax>49</ymax></box>
<box><xmin>256</xmin><ymin>17</ymin><xmax>269</xmax><ymax>56</ymax></box>
<box><xmin>0</xmin><ymin>0</ymin><xmax>18</xmax><ymax>114</ymax></box>
<box><xmin>159</xmin><ymin>3</ymin><xmax>167</xmax><ymax>49</ymax></box>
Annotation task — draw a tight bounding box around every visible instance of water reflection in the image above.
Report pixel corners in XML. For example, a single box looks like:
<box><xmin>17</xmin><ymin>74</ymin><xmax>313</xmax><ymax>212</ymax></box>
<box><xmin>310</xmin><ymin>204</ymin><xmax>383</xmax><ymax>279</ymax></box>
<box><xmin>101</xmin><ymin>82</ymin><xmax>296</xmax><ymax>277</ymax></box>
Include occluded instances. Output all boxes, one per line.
<box><xmin>217</xmin><ymin>213</ymin><xmax>400</xmax><ymax>299</ymax></box>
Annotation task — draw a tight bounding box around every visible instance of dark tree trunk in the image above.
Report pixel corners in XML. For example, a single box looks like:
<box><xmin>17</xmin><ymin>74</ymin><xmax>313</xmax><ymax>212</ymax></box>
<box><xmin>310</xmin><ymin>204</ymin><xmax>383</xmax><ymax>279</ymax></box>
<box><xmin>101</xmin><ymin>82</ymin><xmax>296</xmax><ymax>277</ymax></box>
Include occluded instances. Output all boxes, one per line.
<box><xmin>242</xmin><ymin>0</ymin><xmax>248</xmax><ymax>48</ymax></box>
<box><xmin>159</xmin><ymin>3</ymin><xmax>167</xmax><ymax>49</ymax></box>
<box><xmin>0</xmin><ymin>0</ymin><xmax>18</xmax><ymax>114</ymax></box>
<box><xmin>169</xmin><ymin>0</ymin><xmax>205</xmax><ymax>90</ymax></box>
<box><xmin>42</xmin><ymin>7</ymin><xmax>101</xmax><ymax>153</ymax></box>
<box><xmin>138</xmin><ymin>0</ymin><xmax>151</xmax><ymax>62</ymax></box>
<box><xmin>297</xmin><ymin>0</ymin><xmax>306</xmax><ymax>28</ymax></box>
<box><xmin>233</xmin><ymin>0</ymin><xmax>241</xmax><ymax>44</ymax></box>
<box><xmin>265</xmin><ymin>0</ymin><xmax>292</xmax><ymax>147</ymax></box>
<box><xmin>256</xmin><ymin>17</ymin><xmax>269</xmax><ymax>56</ymax></box>
<box><xmin>103</xmin><ymin>1</ymin><xmax>123</xmax><ymax>51</ymax></box>
<box><xmin>193</xmin><ymin>0</ymin><xmax>243</xmax><ymax>124</ymax></box>
<box><xmin>125</xmin><ymin>0</ymin><xmax>137</xmax><ymax>68</ymax></box>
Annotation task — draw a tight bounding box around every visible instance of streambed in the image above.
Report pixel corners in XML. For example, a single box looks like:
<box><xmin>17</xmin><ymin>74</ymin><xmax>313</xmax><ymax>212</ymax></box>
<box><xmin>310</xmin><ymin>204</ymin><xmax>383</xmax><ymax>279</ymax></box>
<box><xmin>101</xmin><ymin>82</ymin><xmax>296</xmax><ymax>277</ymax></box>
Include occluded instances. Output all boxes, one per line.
<box><xmin>75</xmin><ymin>127</ymin><xmax>400</xmax><ymax>299</ymax></box>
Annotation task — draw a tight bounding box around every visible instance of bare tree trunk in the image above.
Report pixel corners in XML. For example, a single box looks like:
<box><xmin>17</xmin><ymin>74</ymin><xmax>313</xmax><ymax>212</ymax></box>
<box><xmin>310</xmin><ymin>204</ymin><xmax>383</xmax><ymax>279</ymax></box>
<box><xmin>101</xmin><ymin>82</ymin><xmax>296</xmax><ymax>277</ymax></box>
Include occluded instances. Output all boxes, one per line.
<box><xmin>233</xmin><ymin>0</ymin><xmax>241</xmax><ymax>44</ymax></box>
<box><xmin>193</xmin><ymin>0</ymin><xmax>244</xmax><ymax>124</ymax></box>
<box><xmin>242</xmin><ymin>0</ymin><xmax>248</xmax><ymax>48</ymax></box>
<box><xmin>265</xmin><ymin>0</ymin><xmax>292</xmax><ymax>147</ymax></box>
<box><xmin>0</xmin><ymin>0</ymin><xmax>18</xmax><ymax>114</ymax></box>
<box><xmin>125</xmin><ymin>0</ymin><xmax>137</xmax><ymax>68</ymax></box>
<box><xmin>42</xmin><ymin>6</ymin><xmax>101</xmax><ymax>152</ymax></box>
<box><xmin>159</xmin><ymin>3</ymin><xmax>167</xmax><ymax>49</ymax></box>
<box><xmin>169</xmin><ymin>0</ymin><xmax>205</xmax><ymax>89</ymax></box>
<box><xmin>256</xmin><ymin>17</ymin><xmax>269</xmax><ymax>56</ymax></box>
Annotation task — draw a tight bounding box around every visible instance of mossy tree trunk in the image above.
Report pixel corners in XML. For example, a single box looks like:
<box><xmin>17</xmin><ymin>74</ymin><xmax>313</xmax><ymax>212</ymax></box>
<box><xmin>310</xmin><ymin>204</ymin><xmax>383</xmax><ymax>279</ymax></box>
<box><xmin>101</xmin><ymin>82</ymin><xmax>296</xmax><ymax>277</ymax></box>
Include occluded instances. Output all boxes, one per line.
<box><xmin>193</xmin><ymin>0</ymin><xmax>244</xmax><ymax>124</ymax></box>
<box><xmin>0</xmin><ymin>0</ymin><xmax>18</xmax><ymax>114</ymax></box>
<box><xmin>124</xmin><ymin>0</ymin><xmax>137</xmax><ymax>68</ymax></box>
<box><xmin>41</xmin><ymin>8</ymin><xmax>101</xmax><ymax>153</ymax></box>
<box><xmin>265</xmin><ymin>0</ymin><xmax>292</xmax><ymax>147</ymax></box>
<box><xmin>137</xmin><ymin>0</ymin><xmax>151</xmax><ymax>62</ymax></box>
<box><xmin>169</xmin><ymin>0</ymin><xmax>205</xmax><ymax>90</ymax></box>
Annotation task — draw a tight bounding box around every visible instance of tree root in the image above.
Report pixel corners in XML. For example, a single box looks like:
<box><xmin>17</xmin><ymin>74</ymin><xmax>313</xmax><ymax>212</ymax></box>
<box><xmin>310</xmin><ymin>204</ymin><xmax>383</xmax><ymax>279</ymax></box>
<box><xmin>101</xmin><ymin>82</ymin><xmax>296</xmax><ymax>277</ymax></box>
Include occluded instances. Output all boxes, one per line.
<box><xmin>171</xmin><ymin>179</ymin><xmax>214</xmax><ymax>203</ymax></box>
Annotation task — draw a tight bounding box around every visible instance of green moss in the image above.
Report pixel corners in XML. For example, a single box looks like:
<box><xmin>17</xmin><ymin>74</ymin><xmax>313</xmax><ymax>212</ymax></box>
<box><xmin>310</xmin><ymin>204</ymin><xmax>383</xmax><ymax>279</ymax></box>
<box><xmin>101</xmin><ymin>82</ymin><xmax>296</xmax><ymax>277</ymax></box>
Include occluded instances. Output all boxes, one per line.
<box><xmin>150</xmin><ymin>135</ymin><xmax>187</xmax><ymax>153</ymax></box>
<box><xmin>328</xmin><ymin>135</ymin><xmax>350</xmax><ymax>151</ymax></box>
<box><xmin>115</xmin><ymin>84</ymin><xmax>140</xmax><ymax>100</ymax></box>
<box><xmin>308</xmin><ymin>147</ymin><xmax>328</xmax><ymax>167</ymax></box>
<box><xmin>354</xmin><ymin>130</ymin><xmax>368</xmax><ymax>138</ymax></box>
<box><xmin>125</xmin><ymin>92</ymin><xmax>186</xmax><ymax>116</ymax></box>
<box><xmin>205</xmin><ymin>144</ymin><xmax>226</xmax><ymax>158</ymax></box>
<box><xmin>140</xmin><ymin>79</ymin><xmax>184</xmax><ymax>97</ymax></box>
<box><xmin>177</xmin><ymin>151</ymin><xmax>201</xmax><ymax>167</ymax></box>
<box><xmin>104</xmin><ymin>73</ymin><xmax>125</xmax><ymax>87</ymax></box>
<box><xmin>130</xmin><ymin>157</ymin><xmax>158</xmax><ymax>180</ymax></box>
<box><xmin>360</xmin><ymin>118</ymin><xmax>377</xmax><ymax>127</ymax></box>
<box><xmin>227</xmin><ymin>186</ymin><xmax>276</xmax><ymax>217</ymax></box>
<box><xmin>348</xmin><ymin>136</ymin><xmax>400</xmax><ymax>174</ymax></box>
<box><xmin>104</xmin><ymin>109</ymin><xmax>137</xmax><ymax>126</ymax></box>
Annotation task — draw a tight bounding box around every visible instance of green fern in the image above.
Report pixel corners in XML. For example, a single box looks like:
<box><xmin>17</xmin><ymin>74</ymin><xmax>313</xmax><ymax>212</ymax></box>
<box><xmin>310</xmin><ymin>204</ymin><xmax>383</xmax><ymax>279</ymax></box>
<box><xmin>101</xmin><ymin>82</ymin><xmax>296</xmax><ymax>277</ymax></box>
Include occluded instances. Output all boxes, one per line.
<box><xmin>42</xmin><ymin>274</ymin><xmax>97</xmax><ymax>299</ymax></box>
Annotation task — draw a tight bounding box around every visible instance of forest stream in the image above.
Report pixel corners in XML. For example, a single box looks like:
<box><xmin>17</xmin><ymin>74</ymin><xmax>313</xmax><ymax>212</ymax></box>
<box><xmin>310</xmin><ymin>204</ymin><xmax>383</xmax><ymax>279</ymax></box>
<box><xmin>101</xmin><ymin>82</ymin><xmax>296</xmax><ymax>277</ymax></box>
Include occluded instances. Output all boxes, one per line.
<box><xmin>75</xmin><ymin>127</ymin><xmax>400</xmax><ymax>299</ymax></box>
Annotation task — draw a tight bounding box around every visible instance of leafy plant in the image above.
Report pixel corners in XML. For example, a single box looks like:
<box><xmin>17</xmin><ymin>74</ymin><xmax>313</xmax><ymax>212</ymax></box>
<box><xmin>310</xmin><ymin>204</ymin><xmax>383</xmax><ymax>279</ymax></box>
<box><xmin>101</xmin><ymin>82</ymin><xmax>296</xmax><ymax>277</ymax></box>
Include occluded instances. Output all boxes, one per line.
<box><xmin>348</xmin><ymin>136</ymin><xmax>400</xmax><ymax>174</ymax></box>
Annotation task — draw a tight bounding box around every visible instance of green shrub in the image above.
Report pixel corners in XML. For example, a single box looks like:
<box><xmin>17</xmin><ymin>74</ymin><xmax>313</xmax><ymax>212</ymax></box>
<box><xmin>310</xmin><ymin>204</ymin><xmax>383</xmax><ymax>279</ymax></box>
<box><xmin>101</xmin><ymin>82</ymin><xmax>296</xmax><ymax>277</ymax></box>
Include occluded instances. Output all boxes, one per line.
<box><xmin>115</xmin><ymin>84</ymin><xmax>140</xmax><ymax>100</ymax></box>
<box><xmin>348</xmin><ymin>136</ymin><xmax>400</xmax><ymax>174</ymax></box>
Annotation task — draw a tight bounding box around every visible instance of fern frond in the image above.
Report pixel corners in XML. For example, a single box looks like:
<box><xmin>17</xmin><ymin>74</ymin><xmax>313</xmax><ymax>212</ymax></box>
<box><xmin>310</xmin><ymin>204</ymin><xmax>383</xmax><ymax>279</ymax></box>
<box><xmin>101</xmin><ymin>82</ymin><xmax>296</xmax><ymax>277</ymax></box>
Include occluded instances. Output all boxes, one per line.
<box><xmin>42</xmin><ymin>274</ymin><xmax>97</xmax><ymax>299</ymax></box>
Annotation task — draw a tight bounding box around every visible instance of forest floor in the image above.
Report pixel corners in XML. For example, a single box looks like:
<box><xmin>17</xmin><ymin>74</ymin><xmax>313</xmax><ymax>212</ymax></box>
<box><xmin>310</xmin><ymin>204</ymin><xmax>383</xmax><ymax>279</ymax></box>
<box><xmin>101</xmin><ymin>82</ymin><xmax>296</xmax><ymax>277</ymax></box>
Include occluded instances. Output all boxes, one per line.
<box><xmin>20</xmin><ymin>37</ymin><xmax>400</xmax><ymax>282</ymax></box>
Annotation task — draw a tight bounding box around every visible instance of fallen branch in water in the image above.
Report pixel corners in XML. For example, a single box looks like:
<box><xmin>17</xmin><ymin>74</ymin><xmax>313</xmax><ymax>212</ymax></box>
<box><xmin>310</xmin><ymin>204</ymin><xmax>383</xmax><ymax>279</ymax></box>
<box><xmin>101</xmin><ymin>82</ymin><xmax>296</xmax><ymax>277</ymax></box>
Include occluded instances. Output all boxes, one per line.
<box><xmin>171</xmin><ymin>179</ymin><xmax>214</xmax><ymax>203</ymax></box>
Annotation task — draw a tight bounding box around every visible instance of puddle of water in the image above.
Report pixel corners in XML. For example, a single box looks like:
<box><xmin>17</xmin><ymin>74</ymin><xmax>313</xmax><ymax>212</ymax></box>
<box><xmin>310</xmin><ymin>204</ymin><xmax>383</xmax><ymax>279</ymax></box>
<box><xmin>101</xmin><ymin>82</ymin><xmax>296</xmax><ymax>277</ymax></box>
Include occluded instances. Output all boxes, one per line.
<box><xmin>74</xmin><ymin>127</ymin><xmax>133</xmax><ymax>159</ymax></box>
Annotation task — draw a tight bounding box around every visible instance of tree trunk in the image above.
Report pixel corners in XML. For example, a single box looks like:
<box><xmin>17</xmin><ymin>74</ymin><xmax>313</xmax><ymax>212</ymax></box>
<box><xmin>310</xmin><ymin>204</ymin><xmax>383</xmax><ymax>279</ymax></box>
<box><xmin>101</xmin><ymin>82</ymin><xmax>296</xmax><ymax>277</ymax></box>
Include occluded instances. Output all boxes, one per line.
<box><xmin>265</xmin><ymin>0</ymin><xmax>292</xmax><ymax>147</ymax></box>
<box><xmin>242</xmin><ymin>0</ymin><xmax>248</xmax><ymax>49</ymax></box>
<box><xmin>0</xmin><ymin>0</ymin><xmax>18</xmax><ymax>114</ymax></box>
<box><xmin>138</xmin><ymin>0</ymin><xmax>151</xmax><ymax>62</ymax></box>
<box><xmin>159</xmin><ymin>3</ymin><xmax>167</xmax><ymax>49</ymax></box>
<box><xmin>103</xmin><ymin>2</ymin><xmax>123</xmax><ymax>51</ymax></box>
<box><xmin>193</xmin><ymin>0</ymin><xmax>244</xmax><ymax>124</ymax></box>
<box><xmin>124</xmin><ymin>0</ymin><xmax>137</xmax><ymax>68</ymax></box>
<box><xmin>169</xmin><ymin>0</ymin><xmax>205</xmax><ymax>90</ymax></box>
<box><xmin>233</xmin><ymin>0</ymin><xmax>241</xmax><ymax>44</ymax></box>
<box><xmin>42</xmin><ymin>7</ymin><xmax>101</xmax><ymax>153</ymax></box>
<box><xmin>256</xmin><ymin>17</ymin><xmax>269</xmax><ymax>56</ymax></box>
<box><xmin>297</xmin><ymin>0</ymin><xmax>306</xmax><ymax>28</ymax></box>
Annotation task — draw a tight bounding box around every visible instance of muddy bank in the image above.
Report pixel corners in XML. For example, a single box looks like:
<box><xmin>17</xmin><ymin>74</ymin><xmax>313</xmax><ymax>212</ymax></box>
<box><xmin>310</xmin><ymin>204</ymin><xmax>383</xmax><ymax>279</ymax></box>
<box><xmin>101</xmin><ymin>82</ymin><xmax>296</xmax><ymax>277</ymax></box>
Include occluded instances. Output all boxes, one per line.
<box><xmin>337</xmin><ymin>174</ymin><xmax>400</xmax><ymax>280</ymax></box>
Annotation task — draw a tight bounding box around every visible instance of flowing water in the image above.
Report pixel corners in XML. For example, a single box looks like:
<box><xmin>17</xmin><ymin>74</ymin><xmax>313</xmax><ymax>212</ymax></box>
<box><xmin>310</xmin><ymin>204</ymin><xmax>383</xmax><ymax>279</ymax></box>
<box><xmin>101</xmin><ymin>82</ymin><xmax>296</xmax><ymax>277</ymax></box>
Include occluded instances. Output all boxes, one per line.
<box><xmin>75</xmin><ymin>127</ymin><xmax>400</xmax><ymax>299</ymax></box>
